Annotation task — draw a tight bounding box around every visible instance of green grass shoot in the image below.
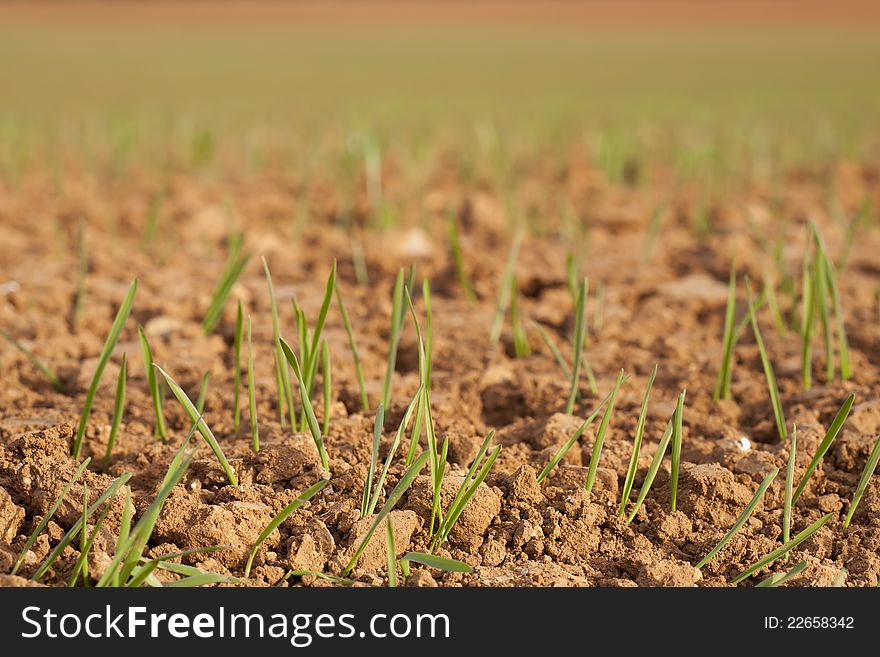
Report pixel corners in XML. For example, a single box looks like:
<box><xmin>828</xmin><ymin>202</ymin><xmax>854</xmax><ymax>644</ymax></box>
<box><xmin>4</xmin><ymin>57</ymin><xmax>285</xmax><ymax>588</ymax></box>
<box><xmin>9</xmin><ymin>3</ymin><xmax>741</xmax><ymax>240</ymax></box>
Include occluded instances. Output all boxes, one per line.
<box><xmin>620</xmin><ymin>364</ymin><xmax>658</xmax><ymax>516</ymax></box>
<box><xmin>745</xmin><ymin>276</ymin><xmax>787</xmax><ymax>442</ymax></box>
<box><xmin>423</xmin><ymin>278</ymin><xmax>434</xmax><ymax>389</ymax></box>
<box><xmin>232</xmin><ymin>300</ymin><xmax>243</xmax><ymax>432</ymax></box>
<box><xmin>592</xmin><ymin>280</ymin><xmax>604</xmax><ymax>334</ymax></box>
<box><xmin>154</xmin><ymin>364</ymin><xmax>238</xmax><ymax>486</ymax></box>
<box><xmin>12</xmin><ymin>457</ymin><xmax>91</xmax><ymax>575</ymax></box>
<box><xmin>195</xmin><ymin>371</ymin><xmax>210</xmax><ymax>414</ymax></box>
<box><xmin>813</xmin><ymin>250</ymin><xmax>834</xmax><ymax>382</ymax></box>
<box><xmin>783</xmin><ymin>425</ymin><xmax>796</xmax><ymax>545</ymax></box>
<box><xmin>565</xmin><ymin>277</ymin><xmax>588</xmax><ymax>414</ymax></box>
<box><xmin>334</xmin><ymin>280</ymin><xmax>369</xmax><ymax>411</ymax></box>
<box><xmin>510</xmin><ymin>278</ymin><xmax>530</xmax><ymax>357</ymax></box>
<box><xmin>532</xmin><ymin>319</ymin><xmax>598</xmax><ymax>397</ymax></box>
<box><xmin>792</xmin><ymin>393</ymin><xmax>855</xmax><ymax>505</ymax></box>
<box><xmin>262</xmin><ymin>256</ymin><xmax>296</xmax><ymax>428</ymax></box>
<box><xmin>104</xmin><ymin>353</ymin><xmax>127</xmax><ymax>463</ymax></box>
<box><xmin>843</xmin><ymin>434</ymin><xmax>880</xmax><ymax>528</ymax></box>
<box><xmin>800</xmin><ymin>251</ymin><xmax>815</xmax><ymax>390</ymax></box>
<box><xmin>68</xmin><ymin>481</ymin><xmax>118</xmax><ymax>586</ymax></box>
<box><xmin>713</xmin><ymin>258</ymin><xmax>737</xmax><ymax>401</ymax></box>
<box><xmin>755</xmin><ymin>560</ymin><xmax>807</xmax><ymax>588</ymax></box>
<box><xmin>321</xmin><ymin>339</ymin><xmax>332</xmax><ymax>435</ymax></box>
<box><xmin>732</xmin><ymin>512</ymin><xmax>833</xmax><ymax>584</ymax></box>
<box><xmin>669</xmin><ymin>389</ymin><xmax>686</xmax><ymax>511</ymax></box>
<box><xmin>812</xmin><ymin>222</ymin><xmax>852</xmax><ymax>379</ymax></box>
<box><xmin>279</xmin><ymin>339</ymin><xmax>330</xmax><ymax>470</ymax></box>
<box><xmin>447</xmin><ymin>214</ymin><xmax>477</xmax><ymax>304</ymax></box>
<box><xmin>401</xmin><ymin>552</ymin><xmax>472</xmax><ymax>573</ymax></box>
<box><xmin>380</xmin><ymin>268</ymin><xmax>405</xmax><ymax>410</ymax></box>
<box><xmin>300</xmin><ymin>260</ymin><xmax>336</xmax><ymax>406</ymax></box>
<box><xmin>73</xmin><ymin>278</ymin><xmax>137</xmax><ymax>460</ymax></box>
<box><xmin>361</xmin><ymin>403</ymin><xmax>385</xmax><ymax>518</ymax></box>
<box><xmin>626</xmin><ymin>419</ymin><xmax>673</xmax><ymax>525</ymax></box>
<box><xmin>137</xmin><ymin>324</ymin><xmax>167</xmax><ymax>442</ymax></box>
<box><xmin>490</xmin><ymin>229</ymin><xmax>524</xmax><ymax>343</ymax></box>
<box><xmin>247</xmin><ymin>315</ymin><xmax>259</xmax><ymax>452</ymax></box>
<box><xmin>695</xmin><ymin>467</ymin><xmax>779</xmax><ymax>569</ymax></box>
<box><xmin>763</xmin><ymin>271</ymin><xmax>788</xmax><ymax>335</ymax></box>
<box><xmin>202</xmin><ymin>232</ymin><xmax>250</xmax><ymax>335</ymax></box>
<box><xmin>244</xmin><ymin>479</ymin><xmax>328</xmax><ymax>578</ymax></box>
<box><xmin>343</xmin><ymin>451</ymin><xmax>430</xmax><ymax>575</ymax></box>
<box><xmin>585</xmin><ymin>368</ymin><xmax>628</xmax><ymax>495</ymax></box>
<box><xmin>385</xmin><ymin>517</ymin><xmax>397</xmax><ymax>587</ymax></box>
<box><xmin>0</xmin><ymin>327</ymin><xmax>66</xmax><ymax>392</ymax></box>
<box><xmin>369</xmin><ymin>388</ymin><xmax>423</xmax><ymax>516</ymax></box>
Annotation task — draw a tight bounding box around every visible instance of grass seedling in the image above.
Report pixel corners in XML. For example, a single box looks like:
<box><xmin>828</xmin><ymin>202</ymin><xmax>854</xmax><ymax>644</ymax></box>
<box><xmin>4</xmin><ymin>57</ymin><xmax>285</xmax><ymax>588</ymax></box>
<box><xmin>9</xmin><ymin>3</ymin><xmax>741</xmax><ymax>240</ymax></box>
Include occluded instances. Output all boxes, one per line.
<box><xmin>800</xmin><ymin>252</ymin><xmax>815</xmax><ymax>390</ymax></box>
<box><xmin>154</xmin><ymin>365</ymin><xmax>238</xmax><ymax>486</ymax></box>
<box><xmin>401</xmin><ymin>552</ymin><xmax>472</xmax><ymax>573</ymax></box>
<box><xmin>732</xmin><ymin>513</ymin><xmax>833</xmax><ymax>584</ymax></box>
<box><xmin>695</xmin><ymin>468</ymin><xmax>779</xmax><ymax>569</ymax></box>
<box><xmin>813</xmin><ymin>251</ymin><xmax>834</xmax><ymax>382</ymax></box>
<box><xmin>68</xmin><ymin>481</ymin><xmax>118</xmax><ymax>587</ymax></box>
<box><xmin>232</xmin><ymin>301</ymin><xmax>243</xmax><ymax>432</ymax></box>
<box><xmin>104</xmin><ymin>353</ymin><xmax>127</xmax><ymax>464</ymax></box>
<box><xmin>745</xmin><ymin>276</ymin><xmax>787</xmax><ymax>442</ymax></box>
<box><xmin>592</xmin><ymin>280</ymin><xmax>604</xmax><ymax>334</ymax></box>
<box><xmin>792</xmin><ymin>394</ymin><xmax>854</xmax><ymax>505</ymax></box>
<box><xmin>431</xmin><ymin>432</ymin><xmax>500</xmax><ymax>550</ymax></box>
<box><xmin>755</xmin><ymin>560</ymin><xmax>807</xmax><ymax>588</ymax></box>
<box><xmin>244</xmin><ymin>479</ymin><xmax>328</xmax><ymax>578</ymax></box>
<box><xmin>298</xmin><ymin>261</ymin><xmax>336</xmax><ymax>410</ymax></box>
<box><xmin>321</xmin><ymin>340</ymin><xmax>332</xmax><ymax>435</ymax></box>
<box><xmin>510</xmin><ymin>278</ymin><xmax>530</xmax><ymax>357</ymax></box>
<box><xmin>713</xmin><ymin>259</ymin><xmax>737</xmax><ymax>401</ymax></box>
<box><xmin>0</xmin><ymin>328</ymin><xmax>66</xmax><ymax>392</ymax></box>
<box><xmin>669</xmin><ymin>389</ymin><xmax>686</xmax><ymax>511</ymax></box>
<box><xmin>843</xmin><ymin>434</ymin><xmax>880</xmax><ymax>528</ymax></box>
<box><xmin>447</xmin><ymin>214</ymin><xmax>477</xmax><ymax>304</ymax></box>
<box><xmin>195</xmin><ymin>371</ymin><xmax>210</xmax><ymax>414</ymax></box>
<box><xmin>380</xmin><ymin>268</ymin><xmax>405</xmax><ymax>411</ymax></box>
<box><xmin>361</xmin><ymin>403</ymin><xmax>385</xmax><ymax>518</ymax></box>
<box><xmin>585</xmin><ymin>369</ymin><xmax>628</xmax><ymax>495</ymax></box>
<box><xmin>279</xmin><ymin>339</ymin><xmax>329</xmax><ymax>470</ymax></box>
<box><xmin>821</xmin><ymin>240</ymin><xmax>852</xmax><ymax>380</ymax></box>
<box><xmin>369</xmin><ymin>389</ymin><xmax>422</xmax><ymax>515</ymax></box>
<box><xmin>202</xmin><ymin>233</ymin><xmax>250</xmax><ymax>335</ymax></box>
<box><xmin>343</xmin><ymin>451</ymin><xmax>430</xmax><ymax>575</ymax></box>
<box><xmin>385</xmin><ymin>518</ymin><xmax>397</xmax><ymax>587</ymax></box>
<box><xmin>286</xmin><ymin>570</ymin><xmax>354</xmax><ymax>586</ymax></box>
<box><xmin>490</xmin><ymin>229</ymin><xmax>524</xmax><ymax>343</ymax></box>
<box><xmin>532</xmin><ymin>320</ymin><xmax>598</xmax><ymax>397</ymax></box>
<box><xmin>626</xmin><ymin>419</ymin><xmax>673</xmax><ymax>525</ymax></box>
<box><xmin>247</xmin><ymin>315</ymin><xmax>259</xmax><ymax>452</ymax></box>
<box><xmin>763</xmin><ymin>271</ymin><xmax>787</xmax><ymax>335</ymax></box>
<box><xmin>334</xmin><ymin>281</ymin><xmax>369</xmax><ymax>411</ymax></box>
<box><xmin>73</xmin><ymin>278</ymin><xmax>137</xmax><ymax>460</ymax></box>
<box><xmin>12</xmin><ymin>458</ymin><xmax>91</xmax><ymax>575</ymax></box>
<box><xmin>262</xmin><ymin>257</ymin><xmax>296</xmax><ymax>428</ymax></box>
<box><xmin>138</xmin><ymin>325</ymin><xmax>167</xmax><ymax>442</ymax></box>
<box><xmin>620</xmin><ymin>364</ymin><xmax>658</xmax><ymax>516</ymax></box>
<box><xmin>565</xmin><ymin>277</ymin><xmax>588</xmax><ymax>414</ymax></box>
<box><xmin>783</xmin><ymin>425</ymin><xmax>796</xmax><ymax>545</ymax></box>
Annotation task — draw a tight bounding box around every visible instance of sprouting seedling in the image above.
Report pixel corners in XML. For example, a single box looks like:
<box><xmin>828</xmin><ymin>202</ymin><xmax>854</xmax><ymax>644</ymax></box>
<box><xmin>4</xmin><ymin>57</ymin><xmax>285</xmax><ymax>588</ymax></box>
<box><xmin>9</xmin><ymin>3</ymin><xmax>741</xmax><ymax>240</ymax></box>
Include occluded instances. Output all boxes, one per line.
<box><xmin>565</xmin><ymin>250</ymin><xmax>578</xmax><ymax>303</ymax></box>
<box><xmin>232</xmin><ymin>301</ymin><xmax>243</xmax><ymax>433</ymax></box>
<box><xmin>385</xmin><ymin>517</ymin><xmax>397</xmax><ymax>587</ymax></box>
<box><xmin>68</xmin><ymin>481</ymin><xmax>118</xmax><ymax>587</ymax></box>
<box><xmin>713</xmin><ymin>258</ymin><xmax>737</xmax><ymax>402</ymax></box>
<box><xmin>745</xmin><ymin>276</ymin><xmax>787</xmax><ymax>442</ymax></box>
<box><xmin>423</xmin><ymin>390</ymin><xmax>447</xmax><ymax>536</ymax></box>
<box><xmin>244</xmin><ymin>479</ymin><xmax>328</xmax><ymax>578</ymax></box>
<box><xmin>585</xmin><ymin>369</ymin><xmax>628</xmax><ymax>495</ymax></box>
<box><xmin>202</xmin><ymin>233</ymin><xmax>250</xmax><ymax>335</ymax></box>
<box><xmin>490</xmin><ymin>229</ymin><xmax>524</xmax><ymax>343</ymax></box>
<box><xmin>838</xmin><ymin>196</ymin><xmax>872</xmax><ymax>270</ymax></box>
<box><xmin>669</xmin><ymin>389</ymin><xmax>686</xmax><ymax>511</ymax></box>
<box><xmin>732</xmin><ymin>513</ymin><xmax>833</xmax><ymax>584</ymax></box>
<box><xmin>368</xmin><ymin>388</ymin><xmax>423</xmax><ymax>516</ymax></box>
<box><xmin>626</xmin><ymin>419</ymin><xmax>673</xmax><ymax>525</ymax></box>
<box><xmin>247</xmin><ymin>315</ymin><xmax>259</xmax><ymax>452</ymax></box>
<box><xmin>531</xmin><ymin>320</ymin><xmax>598</xmax><ymax>396</ymax></box>
<box><xmin>791</xmin><ymin>394</ymin><xmax>854</xmax><ymax>506</ymax></box>
<box><xmin>72</xmin><ymin>218</ymin><xmax>87</xmax><ymax>329</ymax></box>
<box><xmin>755</xmin><ymin>561</ymin><xmax>807</xmax><ymax>588</ymax></box>
<box><xmin>565</xmin><ymin>277</ymin><xmax>588</xmax><ymax>414</ymax></box>
<box><xmin>423</xmin><ymin>278</ymin><xmax>434</xmax><ymax>390</ymax></box>
<box><xmin>832</xmin><ymin>568</ymin><xmax>847</xmax><ymax>587</ymax></box>
<box><xmin>537</xmin><ymin>386</ymin><xmax>616</xmax><ymax>484</ymax></box>
<box><xmin>812</xmin><ymin>222</ymin><xmax>852</xmax><ymax>379</ymax></box>
<box><xmin>299</xmin><ymin>261</ymin><xmax>336</xmax><ymax>409</ymax></box>
<box><xmin>137</xmin><ymin>325</ymin><xmax>167</xmax><ymax>442</ymax></box>
<box><xmin>447</xmin><ymin>214</ymin><xmax>477</xmax><ymax>304</ymax></box>
<box><xmin>380</xmin><ymin>268</ymin><xmax>405</xmax><ymax>410</ymax></box>
<box><xmin>510</xmin><ymin>278</ymin><xmax>530</xmax><ymax>357</ymax></box>
<box><xmin>131</xmin><ymin>546</ymin><xmax>230</xmax><ymax>588</ymax></box>
<box><xmin>104</xmin><ymin>353</ymin><xmax>127</xmax><ymax>463</ymax></box>
<box><xmin>263</xmin><ymin>256</ymin><xmax>296</xmax><ymax>428</ymax></box>
<box><xmin>620</xmin><ymin>364</ymin><xmax>658</xmax><ymax>516</ymax></box>
<box><xmin>343</xmin><ymin>451</ymin><xmax>430</xmax><ymax>575</ymax></box>
<box><xmin>361</xmin><ymin>403</ymin><xmax>385</xmax><ymax>518</ymax></box>
<box><xmin>195</xmin><ymin>371</ymin><xmax>210</xmax><ymax>414</ymax></box>
<box><xmin>279</xmin><ymin>339</ymin><xmax>329</xmax><ymax>470</ymax></box>
<box><xmin>12</xmin><ymin>458</ymin><xmax>91</xmax><ymax>576</ymax></box>
<box><xmin>0</xmin><ymin>328</ymin><xmax>66</xmax><ymax>392</ymax></box>
<box><xmin>154</xmin><ymin>365</ymin><xmax>238</xmax><ymax>486</ymax></box>
<box><xmin>843</xmin><ymin>434</ymin><xmax>880</xmax><ymax>529</ymax></box>
<box><xmin>695</xmin><ymin>468</ymin><xmax>779</xmax><ymax>569</ymax></box>
<box><xmin>73</xmin><ymin>278</ymin><xmax>137</xmax><ymax>460</ymax></box>
<box><xmin>783</xmin><ymin>425</ymin><xmax>797</xmax><ymax>545</ymax></box>
<box><xmin>401</xmin><ymin>552</ymin><xmax>472</xmax><ymax>574</ymax></box>
<box><xmin>321</xmin><ymin>340</ymin><xmax>332</xmax><ymax>436</ymax></box>
<box><xmin>800</xmin><ymin>250</ymin><xmax>815</xmax><ymax>390</ymax></box>
<box><xmin>334</xmin><ymin>281</ymin><xmax>368</xmax><ymax>411</ymax></box>
<box><xmin>813</xmin><ymin>250</ymin><xmax>834</xmax><ymax>382</ymax></box>
<box><xmin>431</xmin><ymin>432</ymin><xmax>500</xmax><ymax>550</ymax></box>
<box><xmin>763</xmin><ymin>271</ymin><xmax>788</xmax><ymax>335</ymax></box>
<box><xmin>286</xmin><ymin>570</ymin><xmax>354</xmax><ymax>586</ymax></box>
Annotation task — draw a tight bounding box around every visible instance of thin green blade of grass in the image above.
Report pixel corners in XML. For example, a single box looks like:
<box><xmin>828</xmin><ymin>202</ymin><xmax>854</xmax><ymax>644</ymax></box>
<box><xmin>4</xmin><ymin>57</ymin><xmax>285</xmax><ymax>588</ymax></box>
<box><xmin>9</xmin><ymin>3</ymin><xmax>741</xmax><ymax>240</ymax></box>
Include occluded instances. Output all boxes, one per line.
<box><xmin>114</xmin><ymin>486</ymin><xmax>132</xmax><ymax>587</ymax></box>
<box><xmin>670</xmin><ymin>389</ymin><xmax>686</xmax><ymax>511</ymax></box>
<box><xmin>73</xmin><ymin>278</ymin><xmax>137</xmax><ymax>460</ymax></box>
<box><xmin>792</xmin><ymin>393</ymin><xmax>855</xmax><ymax>505</ymax></box>
<box><xmin>385</xmin><ymin>517</ymin><xmax>397</xmax><ymax>587</ymax></box>
<box><xmin>510</xmin><ymin>278</ymin><xmax>530</xmax><ymax>358</ymax></box>
<box><xmin>68</xmin><ymin>483</ymin><xmax>118</xmax><ymax>587</ymax></box>
<box><xmin>626</xmin><ymin>419</ymin><xmax>673</xmax><ymax>525</ymax></box>
<box><xmin>843</xmin><ymin>434</ymin><xmax>880</xmax><ymax>528</ymax></box>
<box><xmin>321</xmin><ymin>339</ymin><xmax>332</xmax><ymax>436</ymax></box>
<box><xmin>755</xmin><ymin>560</ymin><xmax>807</xmax><ymax>588</ymax></box>
<box><xmin>334</xmin><ymin>281</ymin><xmax>369</xmax><ymax>411</ymax></box>
<box><xmin>195</xmin><ymin>371</ymin><xmax>210</xmax><ymax>414</ymax></box>
<box><xmin>763</xmin><ymin>271</ymin><xmax>788</xmax><ymax>335</ymax></box>
<box><xmin>565</xmin><ymin>277</ymin><xmax>588</xmax><ymax>414</ymax></box>
<box><xmin>405</xmin><ymin>283</ymin><xmax>432</xmax><ymax>465</ymax></box>
<box><xmin>286</xmin><ymin>570</ymin><xmax>354</xmax><ymax>586</ymax></box>
<box><xmin>244</xmin><ymin>479</ymin><xmax>328</xmax><ymax>578</ymax></box>
<box><xmin>620</xmin><ymin>364</ymin><xmax>658</xmax><ymax>516</ymax></box>
<box><xmin>12</xmin><ymin>457</ymin><xmax>91</xmax><ymax>575</ymax></box>
<box><xmin>447</xmin><ymin>214</ymin><xmax>477</xmax><ymax>304</ymax></box>
<box><xmin>302</xmin><ymin>260</ymin><xmax>336</xmax><ymax>397</ymax></box>
<box><xmin>813</xmin><ymin>251</ymin><xmax>834</xmax><ymax>382</ymax></box>
<box><xmin>262</xmin><ymin>256</ymin><xmax>296</xmax><ymax>428</ymax></box>
<box><xmin>0</xmin><ymin>328</ymin><xmax>66</xmax><ymax>393</ymax></box>
<box><xmin>585</xmin><ymin>369</ymin><xmax>628</xmax><ymax>495</ymax></box>
<box><xmin>732</xmin><ymin>513</ymin><xmax>833</xmax><ymax>584</ymax></box>
<box><xmin>279</xmin><ymin>339</ymin><xmax>330</xmax><ymax>470</ymax></box>
<box><xmin>489</xmin><ymin>229</ymin><xmax>524</xmax><ymax>343</ymax></box>
<box><xmin>423</xmin><ymin>278</ymin><xmax>433</xmax><ymax>390</ymax></box>
<box><xmin>532</xmin><ymin>320</ymin><xmax>571</xmax><ymax>379</ymax></box>
<box><xmin>800</xmin><ymin>250</ymin><xmax>815</xmax><ymax>390</ymax></box>
<box><xmin>695</xmin><ymin>468</ymin><xmax>779</xmax><ymax>569</ymax></box>
<box><xmin>813</xmin><ymin>223</ymin><xmax>852</xmax><ymax>379</ymax></box>
<box><xmin>361</xmin><ymin>403</ymin><xmax>385</xmax><ymax>518</ymax></box>
<box><xmin>783</xmin><ymin>425</ymin><xmax>797</xmax><ymax>545</ymax></box>
<box><xmin>165</xmin><ymin>572</ymin><xmax>239</xmax><ymax>588</ymax></box>
<box><xmin>247</xmin><ymin>315</ymin><xmax>260</xmax><ymax>452</ymax></box>
<box><xmin>343</xmin><ymin>451</ymin><xmax>430</xmax><ymax>575</ymax></box>
<box><xmin>713</xmin><ymin>259</ymin><xmax>737</xmax><ymax>401</ymax></box>
<box><xmin>201</xmin><ymin>234</ymin><xmax>250</xmax><ymax>335</ymax></box>
<box><xmin>401</xmin><ymin>552</ymin><xmax>472</xmax><ymax>573</ymax></box>
<box><xmin>154</xmin><ymin>365</ymin><xmax>238</xmax><ymax>486</ymax></box>
<box><xmin>138</xmin><ymin>325</ymin><xmax>167</xmax><ymax>442</ymax></box>
<box><xmin>745</xmin><ymin>276</ymin><xmax>787</xmax><ymax>442</ymax></box>
<box><xmin>380</xmin><ymin>268</ymin><xmax>405</xmax><ymax>410</ymax></box>
<box><xmin>104</xmin><ymin>353</ymin><xmax>127</xmax><ymax>464</ymax></box>
<box><xmin>232</xmin><ymin>300</ymin><xmax>243</xmax><ymax>433</ymax></box>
